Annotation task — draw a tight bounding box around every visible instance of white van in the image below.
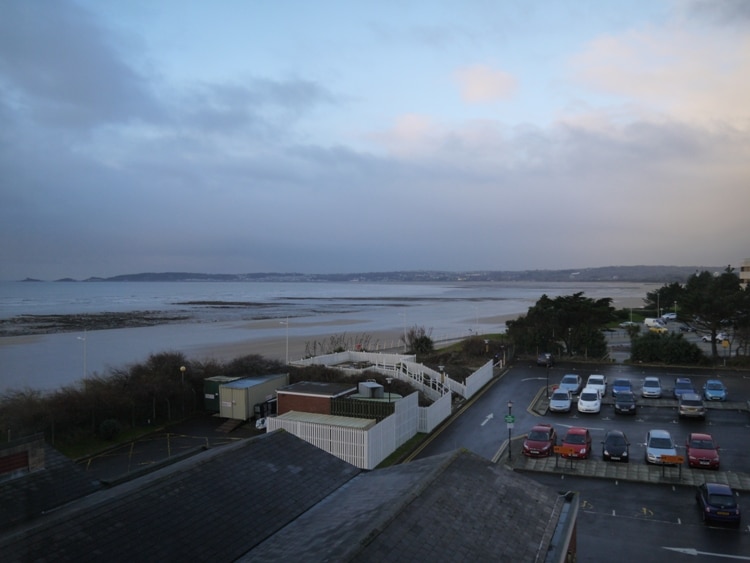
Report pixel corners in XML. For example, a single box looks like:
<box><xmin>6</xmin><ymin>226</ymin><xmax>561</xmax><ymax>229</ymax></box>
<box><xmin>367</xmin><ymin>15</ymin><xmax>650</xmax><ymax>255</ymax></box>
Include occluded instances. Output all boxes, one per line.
<box><xmin>644</xmin><ymin>318</ymin><xmax>666</xmax><ymax>328</ymax></box>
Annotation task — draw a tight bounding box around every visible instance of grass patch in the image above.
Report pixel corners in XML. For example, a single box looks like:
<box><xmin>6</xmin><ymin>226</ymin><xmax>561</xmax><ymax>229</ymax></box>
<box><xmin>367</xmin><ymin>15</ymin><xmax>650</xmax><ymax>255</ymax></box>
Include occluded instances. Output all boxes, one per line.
<box><xmin>376</xmin><ymin>433</ymin><xmax>428</xmax><ymax>468</ymax></box>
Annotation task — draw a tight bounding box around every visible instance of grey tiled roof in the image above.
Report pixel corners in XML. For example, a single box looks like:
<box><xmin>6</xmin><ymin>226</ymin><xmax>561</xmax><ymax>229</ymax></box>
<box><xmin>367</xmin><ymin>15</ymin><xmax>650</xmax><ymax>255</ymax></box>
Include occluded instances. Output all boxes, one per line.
<box><xmin>246</xmin><ymin>448</ymin><xmax>566</xmax><ymax>562</ymax></box>
<box><xmin>0</xmin><ymin>430</ymin><xmax>361</xmax><ymax>562</ymax></box>
<box><xmin>0</xmin><ymin>445</ymin><xmax>101</xmax><ymax>531</ymax></box>
<box><xmin>1</xmin><ymin>433</ymin><xmax>568</xmax><ymax>562</ymax></box>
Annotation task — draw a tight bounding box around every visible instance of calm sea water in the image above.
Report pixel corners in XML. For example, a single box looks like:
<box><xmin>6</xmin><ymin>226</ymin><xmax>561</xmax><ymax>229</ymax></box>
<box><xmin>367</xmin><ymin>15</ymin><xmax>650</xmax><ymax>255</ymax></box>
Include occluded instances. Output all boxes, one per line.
<box><xmin>0</xmin><ymin>280</ymin><xmax>656</xmax><ymax>394</ymax></box>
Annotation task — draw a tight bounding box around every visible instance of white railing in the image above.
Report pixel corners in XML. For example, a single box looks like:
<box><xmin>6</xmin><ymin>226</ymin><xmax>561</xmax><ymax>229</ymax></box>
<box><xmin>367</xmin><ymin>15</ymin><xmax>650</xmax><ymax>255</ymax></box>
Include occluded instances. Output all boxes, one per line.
<box><xmin>419</xmin><ymin>391</ymin><xmax>452</xmax><ymax>433</ymax></box>
<box><xmin>464</xmin><ymin>360</ymin><xmax>494</xmax><ymax>398</ymax></box>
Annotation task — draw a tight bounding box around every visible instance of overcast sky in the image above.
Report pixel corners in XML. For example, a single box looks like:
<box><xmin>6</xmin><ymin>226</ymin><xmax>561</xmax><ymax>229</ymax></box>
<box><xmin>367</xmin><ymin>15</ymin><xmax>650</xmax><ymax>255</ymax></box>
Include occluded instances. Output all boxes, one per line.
<box><xmin>1</xmin><ymin>1</ymin><xmax>749</xmax><ymax>280</ymax></box>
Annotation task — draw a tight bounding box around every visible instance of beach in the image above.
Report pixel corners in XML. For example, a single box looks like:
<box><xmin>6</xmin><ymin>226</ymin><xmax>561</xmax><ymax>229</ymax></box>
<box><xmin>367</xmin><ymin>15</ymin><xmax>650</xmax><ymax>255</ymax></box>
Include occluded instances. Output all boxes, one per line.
<box><xmin>0</xmin><ymin>281</ymin><xmax>654</xmax><ymax>394</ymax></box>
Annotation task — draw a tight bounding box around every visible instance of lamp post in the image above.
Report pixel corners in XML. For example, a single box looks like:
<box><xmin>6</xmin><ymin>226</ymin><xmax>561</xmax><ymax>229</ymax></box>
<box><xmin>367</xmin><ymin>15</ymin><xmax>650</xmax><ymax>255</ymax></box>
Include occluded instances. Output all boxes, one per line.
<box><xmin>546</xmin><ymin>360</ymin><xmax>550</xmax><ymax>398</ymax></box>
<box><xmin>180</xmin><ymin>366</ymin><xmax>186</xmax><ymax>417</ymax></box>
<box><xmin>76</xmin><ymin>330</ymin><xmax>87</xmax><ymax>379</ymax></box>
<box><xmin>280</xmin><ymin>318</ymin><xmax>289</xmax><ymax>364</ymax></box>
<box><xmin>399</xmin><ymin>312</ymin><xmax>407</xmax><ymax>352</ymax></box>
<box><xmin>386</xmin><ymin>377</ymin><xmax>393</xmax><ymax>403</ymax></box>
<box><xmin>438</xmin><ymin>365</ymin><xmax>444</xmax><ymax>384</ymax></box>
<box><xmin>507</xmin><ymin>400</ymin><xmax>513</xmax><ymax>461</ymax></box>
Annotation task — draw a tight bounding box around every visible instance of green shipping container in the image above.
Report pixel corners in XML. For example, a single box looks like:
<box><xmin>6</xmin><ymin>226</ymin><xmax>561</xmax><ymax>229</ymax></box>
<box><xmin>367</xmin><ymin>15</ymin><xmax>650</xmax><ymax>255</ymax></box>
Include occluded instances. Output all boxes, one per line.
<box><xmin>203</xmin><ymin>376</ymin><xmax>240</xmax><ymax>412</ymax></box>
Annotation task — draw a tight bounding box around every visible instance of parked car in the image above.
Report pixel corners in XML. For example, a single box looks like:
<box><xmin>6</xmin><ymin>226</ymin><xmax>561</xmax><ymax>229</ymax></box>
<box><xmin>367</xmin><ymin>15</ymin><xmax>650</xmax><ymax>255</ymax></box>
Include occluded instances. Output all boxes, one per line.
<box><xmin>560</xmin><ymin>427</ymin><xmax>592</xmax><ymax>459</ymax></box>
<box><xmin>611</xmin><ymin>378</ymin><xmax>632</xmax><ymax>397</ymax></box>
<box><xmin>673</xmin><ymin>377</ymin><xmax>695</xmax><ymax>399</ymax></box>
<box><xmin>678</xmin><ymin>393</ymin><xmax>706</xmax><ymax>419</ymax></box>
<box><xmin>661</xmin><ymin>312</ymin><xmax>677</xmax><ymax>322</ymax></box>
<box><xmin>641</xmin><ymin>376</ymin><xmax>662</xmax><ymax>398</ymax></box>
<box><xmin>686</xmin><ymin>432</ymin><xmax>720</xmax><ymax>469</ymax></box>
<box><xmin>701</xmin><ymin>332</ymin><xmax>728</xmax><ymax>342</ymax></box>
<box><xmin>645</xmin><ymin>429</ymin><xmax>677</xmax><ymax>465</ymax></box>
<box><xmin>696</xmin><ymin>482</ymin><xmax>741</xmax><ymax>527</ymax></box>
<box><xmin>548</xmin><ymin>389</ymin><xmax>572</xmax><ymax>413</ymax></box>
<box><xmin>703</xmin><ymin>379</ymin><xmax>727</xmax><ymax>401</ymax></box>
<box><xmin>649</xmin><ymin>325</ymin><xmax>668</xmax><ymax>334</ymax></box>
<box><xmin>523</xmin><ymin>423</ymin><xmax>557</xmax><ymax>458</ymax></box>
<box><xmin>586</xmin><ymin>374</ymin><xmax>607</xmax><ymax>396</ymax></box>
<box><xmin>577</xmin><ymin>387</ymin><xmax>602</xmax><ymax>414</ymax></box>
<box><xmin>536</xmin><ymin>352</ymin><xmax>554</xmax><ymax>366</ymax></box>
<box><xmin>601</xmin><ymin>430</ymin><xmax>630</xmax><ymax>462</ymax></box>
<box><xmin>614</xmin><ymin>390</ymin><xmax>637</xmax><ymax>415</ymax></box>
<box><xmin>679</xmin><ymin>324</ymin><xmax>696</xmax><ymax>333</ymax></box>
<box><xmin>619</xmin><ymin>321</ymin><xmax>639</xmax><ymax>328</ymax></box>
<box><xmin>558</xmin><ymin>374</ymin><xmax>583</xmax><ymax>396</ymax></box>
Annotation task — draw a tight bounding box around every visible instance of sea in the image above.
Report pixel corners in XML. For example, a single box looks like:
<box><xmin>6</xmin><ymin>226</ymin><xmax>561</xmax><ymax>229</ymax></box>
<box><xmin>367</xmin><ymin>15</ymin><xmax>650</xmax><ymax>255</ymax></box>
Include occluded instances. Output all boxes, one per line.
<box><xmin>0</xmin><ymin>280</ymin><xmax>657</xmax><ymax>394</ymax></box>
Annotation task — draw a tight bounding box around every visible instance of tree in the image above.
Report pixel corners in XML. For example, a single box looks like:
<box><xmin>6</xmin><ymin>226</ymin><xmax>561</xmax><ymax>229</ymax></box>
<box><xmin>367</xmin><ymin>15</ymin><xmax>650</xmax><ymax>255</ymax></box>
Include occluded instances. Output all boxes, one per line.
<box><xmin>679</xmin><ymin>267</ymin><xmax>745</xmax><ymax>360</ymax></box>
<box><xmin>402</xmin><ymin>325</ymin><xmax>434</xmax><ymax>355</ymax></box>
<box><xmin>506</xmin><ymin>292</ymin><xmax>615</xmax><ymax>358</ymax></box>
<box><xmin>644</xmin><ymin>282</ymin><xmax>684</xmax><ymax>317</ymax></box>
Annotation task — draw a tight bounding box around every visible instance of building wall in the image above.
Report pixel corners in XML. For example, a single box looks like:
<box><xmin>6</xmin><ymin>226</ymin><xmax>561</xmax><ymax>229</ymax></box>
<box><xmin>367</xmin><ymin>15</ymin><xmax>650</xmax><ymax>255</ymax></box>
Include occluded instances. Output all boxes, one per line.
<box><xmin>278</xmin><ymin>394</ymin><xmax>333</xmax><ymax>415</ymax></box>
<box><xmin>741</xmin><ymin>258</ymin><xmax>750</xmax><ymax>287</ymax></box>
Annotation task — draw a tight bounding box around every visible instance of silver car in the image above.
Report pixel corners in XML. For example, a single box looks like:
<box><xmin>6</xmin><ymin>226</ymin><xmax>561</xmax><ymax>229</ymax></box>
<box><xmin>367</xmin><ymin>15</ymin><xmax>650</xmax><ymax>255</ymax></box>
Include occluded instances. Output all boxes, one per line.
<box><xmin>641</xmin><ymin>376</ymin><xmax>662</xmax><ymax>398</ymax></box>
<box><xmin>548</xmin><ymin>389</ymin><xmax>572</xmax><ymax>413</ymax></box>
<box><xmin>645</xmin><ymin>429</ymin><xmax>677</xmax><ymax>465</ymax></box>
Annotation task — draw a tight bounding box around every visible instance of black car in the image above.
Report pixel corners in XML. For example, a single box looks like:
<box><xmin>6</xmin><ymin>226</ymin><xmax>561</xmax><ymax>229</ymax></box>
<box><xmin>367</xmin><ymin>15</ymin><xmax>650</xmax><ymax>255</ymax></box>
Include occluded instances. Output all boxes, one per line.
<box><xmin>601</xmin><ymin>430</ymin><xmax>630</xmax><ymax>462</ymax></box>
<box><xmin>696</xmin><ymin>482</ymin><xmax>741</xmax><ymax>527</ymax></box>
<box><xmin>536</xmin><ymin>353</ymin><xmax>554</xmax><ymax>366</ymax></box>
<box><xmin>614</xmin><ymin>390</ymin><xmax>637</xmax><ymax>414</ymax></box>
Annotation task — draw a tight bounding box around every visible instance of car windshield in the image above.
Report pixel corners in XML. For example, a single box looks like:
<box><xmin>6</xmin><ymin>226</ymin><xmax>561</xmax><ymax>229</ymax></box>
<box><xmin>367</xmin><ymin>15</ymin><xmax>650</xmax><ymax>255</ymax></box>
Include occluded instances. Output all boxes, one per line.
<box><xmin>589</xmin><ymin>377</ymin><xmax>603</xmax><ymax>384</ymax></box>
<box><xmin>551</xmin><ymin>392</ymin><xmax>568</xmax><ymax>401</ymax></box>
<box><xmin>690</xmin><ymin>438</ymin><xmax>714</xmax><ymax>449</ymax></box>
<box><xmin>706</xmin><ymin>382</ymin><xmax>723</xmax><ymax>390</ymax></box>
<box><xmin>528</xmin><ymin>430</ymin><xmax>549</xmax><ymax>441</ymax></box>
<box><xmin>682</xmin><ymin>398</ymin><xmax>702</xmax><ymax>406</ymax></box>
<box><xmin>565</xmin><ymin>434</ymin><xmax>586</xmax><ymax>444</ymax></box>
<box><xmin>644</xmin><ymin>380</ymin><xmax>659</xmax><ymax>388</ymax></box>
<box><xmin>617</xmin><ymin>394</ymin><xmax>634</xmax><ymax>403</ymax></box>
<box><xmin>614</xmin><ymin>380</ymin><xmax>629</xmax><ymax>387</ymax></box>
<box><xmin>562</xmin><ymin>376</ymin><xmax>577</xmax><ymax>384</ymax></box>
<box><xmin>649</xmin><ymin>437</ymin><xmax>673</xmax><ymax>449</ymax></box>
<box><xmin>581</xmin><ymin>392</ymin><xmax>598</xmax><ymax>401</ymax></box>
<box><xmin>708</xmin><ymin>494</ymin><xmax>737</xmax><ymax>508</ymax></box>
<box><xmin>676</xmin><ymin>381</ymin><xmax>692</xmax><ymax>389</ymax></box>
<box><xmin>607</xmin><ymin>435</ymin><xmax>626</xmax><ymax>446</ymax></box>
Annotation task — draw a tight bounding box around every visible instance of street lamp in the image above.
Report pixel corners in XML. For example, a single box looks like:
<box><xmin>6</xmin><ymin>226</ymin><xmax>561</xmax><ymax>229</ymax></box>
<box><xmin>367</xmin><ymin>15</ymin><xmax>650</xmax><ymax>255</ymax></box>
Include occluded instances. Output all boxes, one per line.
<box><xmin>507</xmin><ymin>400</ymin><xmax>513</xmax><ymax>461</ymax></box>
<box><xmin>386</xmin><ymin>377</ymin><xmax>393</xmax><ymax>403</ymax></box>
<box><xmin>438</xmin><ymin>364</ymin><xmax>444</xmax><ymax>384</ymax></box>
<box><xmin>280</xmin><ymin>318</ymin><xmax>289</xmax><ymax>364</ymax></box>
<box><xmin>76</xmin><ymin>330</ymin><xmax>87</xmax><ymax>379</ymax></box>
<box><xmin>180</xmin><ymin>366</ymin><xmax>186</xmax><ymax>417</ymax></box>
<box><xmin>546</xmin><ymin>360</ymin><xmax>550</xmax><ymax>398</ymax></box>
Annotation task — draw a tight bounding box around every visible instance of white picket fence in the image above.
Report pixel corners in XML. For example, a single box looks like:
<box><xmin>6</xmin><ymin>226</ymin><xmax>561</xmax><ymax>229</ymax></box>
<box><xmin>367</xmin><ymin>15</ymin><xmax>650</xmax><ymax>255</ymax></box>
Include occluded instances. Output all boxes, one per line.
<box><xmin>267</xmin><ymin>392</ymin><xmax>420</xmax><ymax>469</ymax></box>
<box><xmin>274</xmin><ymin>351</ymin><xmax>498</xmax><ymax>468</ymax></box>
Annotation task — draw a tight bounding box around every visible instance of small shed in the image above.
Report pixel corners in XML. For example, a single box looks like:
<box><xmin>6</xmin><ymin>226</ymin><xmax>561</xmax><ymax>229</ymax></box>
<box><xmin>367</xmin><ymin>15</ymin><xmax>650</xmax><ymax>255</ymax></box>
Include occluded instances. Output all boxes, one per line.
<box><xmin>203</xmin><ymin>376</ymin><xmax>240</xmax><ymax>412</ymax></box>
<box><xmin>276</xmin><ymin>381</ymin><xmax>357</xmax><ymax>416</ymax></box>
<box><xmin>219</xmin><ymin>373</ymin><xmax>289</xmax><ymax>420</ymax></box>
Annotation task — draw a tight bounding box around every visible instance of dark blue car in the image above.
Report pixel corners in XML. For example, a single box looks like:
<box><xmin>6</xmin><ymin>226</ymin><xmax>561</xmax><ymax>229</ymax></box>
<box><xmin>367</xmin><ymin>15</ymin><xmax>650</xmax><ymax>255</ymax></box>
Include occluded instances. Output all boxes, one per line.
<box><xmin>696</xmin><ymin>482</ymin><xmax>741</xmax><ymax>527</ymax></box>
<box><xmin>611</xmin><ymin>378</ymin><xmax>632</xmax><ymax>397</ymax></box>
<box><xmin>673</xmin><ymin>377</ymin><xmax>695</xmax><ymax>399</ymax></box>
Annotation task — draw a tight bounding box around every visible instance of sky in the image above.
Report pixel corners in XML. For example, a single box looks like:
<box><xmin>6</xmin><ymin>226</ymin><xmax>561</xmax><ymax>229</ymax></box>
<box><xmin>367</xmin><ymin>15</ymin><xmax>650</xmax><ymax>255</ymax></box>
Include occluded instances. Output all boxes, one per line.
<box><xmin>1</xmin><ymin>0</ymin><xmax>749</xmax><ymax>280</ymax></box>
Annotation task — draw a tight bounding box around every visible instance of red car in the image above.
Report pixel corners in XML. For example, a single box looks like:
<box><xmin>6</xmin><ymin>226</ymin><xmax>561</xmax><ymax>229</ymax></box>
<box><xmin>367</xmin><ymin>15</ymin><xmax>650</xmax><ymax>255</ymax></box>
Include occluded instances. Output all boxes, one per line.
<box><xmin>523</xmin><ymin>423</ymin><xmax>557</xmax><ymax>457</ymax></box>
<box><xmin>686</xmin><ymin>432</ymin><xmax>720</xmax><ymax>469</ymax></box>
<box><xmin>561</xmin><ymin>427</ymin><xmax>592</xmax><ymax>459</ymax></box>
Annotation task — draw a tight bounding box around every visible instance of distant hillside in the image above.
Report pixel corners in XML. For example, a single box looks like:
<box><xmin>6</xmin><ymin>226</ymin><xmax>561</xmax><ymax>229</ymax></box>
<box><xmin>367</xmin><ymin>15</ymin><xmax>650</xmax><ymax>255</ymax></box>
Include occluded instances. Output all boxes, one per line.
<box><xmin>39</xmin><ymin>265</ymin><xmax>725</xmax><ymax>284</ymax></box>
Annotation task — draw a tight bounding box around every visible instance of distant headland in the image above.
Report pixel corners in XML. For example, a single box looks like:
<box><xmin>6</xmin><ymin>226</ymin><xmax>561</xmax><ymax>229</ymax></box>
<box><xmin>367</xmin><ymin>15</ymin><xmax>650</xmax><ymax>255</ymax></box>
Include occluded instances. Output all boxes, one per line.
<box><xmin>20</xmin><ymin>265</ymin><xmax>724</xmax><ymax>284</ymax></box>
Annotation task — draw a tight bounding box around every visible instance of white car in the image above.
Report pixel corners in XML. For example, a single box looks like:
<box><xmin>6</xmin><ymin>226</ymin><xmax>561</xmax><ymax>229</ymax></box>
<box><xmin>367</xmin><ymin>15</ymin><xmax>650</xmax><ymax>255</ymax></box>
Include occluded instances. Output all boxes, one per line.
<box><xmin>702</xmin><ymin>332</ymin><xmax>728</xmax><ymax>343</ymax></box>
<box><xmin>586</xmin><ymin>374</ymin><xmax>607</xmax><ymax>397</ymax></box>
<box><xmin>661</xmin><ymin>312</ymin><xmax>677</xmax><ymax>322</ymax></box>
<box><xmin>577</xmin><ymin>387</ymin><xmax>602</xmax><ymax>414</ymax></box>
<box><xmin>641</xmin><ymin>376</ymin><xmax>662</xmax><ymax>398</ymax></box>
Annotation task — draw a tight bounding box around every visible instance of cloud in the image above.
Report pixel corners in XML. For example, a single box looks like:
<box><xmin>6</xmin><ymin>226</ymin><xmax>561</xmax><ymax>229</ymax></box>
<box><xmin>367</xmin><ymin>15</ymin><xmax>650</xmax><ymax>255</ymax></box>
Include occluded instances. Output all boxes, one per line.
<box><xmin>568</xmin><ymin>26</ymin><xmax>750</xmax><ymax>128</ymax></box>
<box><xmin>0</xmin><ymin>2</ymin><xmax>161</xmax><ymax>130</ymax></box>
<box><xmin>454</xmin><ymin>64</ymin><xmax>518</xmax><ymax>103</ymax></box>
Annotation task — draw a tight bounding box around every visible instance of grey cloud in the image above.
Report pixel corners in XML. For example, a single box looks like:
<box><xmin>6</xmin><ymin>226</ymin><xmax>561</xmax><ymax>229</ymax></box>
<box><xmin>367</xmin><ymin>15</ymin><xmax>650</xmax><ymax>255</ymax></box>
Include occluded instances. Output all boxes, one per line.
<box><xmin>682</xmin><ymin>0</ymin><xmax>750</xmax><ymax>25</ymax></box>
<box><xmin>0</xmin><ymin>1</ymin><xmax>161</xmax><ymax>129</ymax></box>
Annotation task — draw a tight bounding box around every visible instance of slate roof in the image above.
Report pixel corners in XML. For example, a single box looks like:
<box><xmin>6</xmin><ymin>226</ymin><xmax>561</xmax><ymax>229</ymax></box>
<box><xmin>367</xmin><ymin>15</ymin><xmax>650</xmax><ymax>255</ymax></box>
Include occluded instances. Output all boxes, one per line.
<box><xmin>0</xmin><ymin>444</ymin><xmax>101</xmax><ymax>531</ymax></box>
<box><xmin>0</xmin><ymin>430</ymin><xmax>361</xmax><ymax>562</ymax></box>
<box><xmin>1</xmin><ymin>431</ymin><xmax>571</xmax><ymax>562</ymax></box>
<box><xmin>245</xmin><ymin>447</ymin><xmax>568</xmax><ymax>562</ymax></box>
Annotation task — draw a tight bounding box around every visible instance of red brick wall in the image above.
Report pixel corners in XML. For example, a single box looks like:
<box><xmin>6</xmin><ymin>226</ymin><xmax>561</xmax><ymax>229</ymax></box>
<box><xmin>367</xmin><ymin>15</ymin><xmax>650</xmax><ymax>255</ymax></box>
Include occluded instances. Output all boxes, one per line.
<box><xmin>278</xmin><ymin>394</ymin><xmax>332</xmax><ymax>415</ymax></box>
